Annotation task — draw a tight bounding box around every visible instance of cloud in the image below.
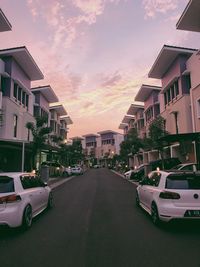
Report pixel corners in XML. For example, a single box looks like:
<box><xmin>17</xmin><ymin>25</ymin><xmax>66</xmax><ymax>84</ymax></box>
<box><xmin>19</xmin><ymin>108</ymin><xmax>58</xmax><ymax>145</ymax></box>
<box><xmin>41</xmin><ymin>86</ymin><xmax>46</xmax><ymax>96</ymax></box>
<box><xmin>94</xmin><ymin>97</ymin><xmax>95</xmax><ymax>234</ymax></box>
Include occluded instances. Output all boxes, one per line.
<box><xmin>27</xmin><ymin>0</ymin><xmax>126</xmax><ymax>49</ymax></box>
<box><xmin>142</xmin><ymin>0</ymin><xmax>178</xmax><ymax>18</ymax></box>
<box><xmin>101</xmin><ymin>71</ymin><xmax>122</xmax><ymax>87</ymax></box>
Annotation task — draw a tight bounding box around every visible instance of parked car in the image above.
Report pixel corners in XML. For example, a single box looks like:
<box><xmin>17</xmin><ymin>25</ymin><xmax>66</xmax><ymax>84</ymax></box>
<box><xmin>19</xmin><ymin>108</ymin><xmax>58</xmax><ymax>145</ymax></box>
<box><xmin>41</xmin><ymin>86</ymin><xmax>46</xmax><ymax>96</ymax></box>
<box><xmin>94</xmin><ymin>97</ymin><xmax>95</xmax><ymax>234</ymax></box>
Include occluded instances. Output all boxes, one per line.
<box><xmin>93</xmin><ymin>164</ymin><xmax>100</xmax><ymax>168</ymax></box>
<box><xmin>136</xmin><ymin>170</ymin><xmax>200</xmax><ymax>225</ymax></box>
<box><xmin>124</xmin><ymin>169</ymin><xmax>134</xmax><ymax>179</ymax></box>
<box><xmin>130</xmin><ymin>165</ymin><xmax>145</xmax><ymax>181</ymax></box>
<box><xmin>0</xmin><ymin>172</ymin><xmax>53</xmax><ymax>228</ymax></box>
<box><xmin>71</xmin><ymin>166</ymin><xmax>83</xmax><ymax>175</ymax></box>
<box><xmin>62</xmin><ymin>166</ymin><xmax>72</xmax><ymax>177</ymax></box>
<box><xmin>170</xmin><ymin>163</ymin><xmax>197</xmax><ymax>171</ymax></box>
<box><xmin>149</xmin><ymin>157</ymin><xmax>181</xmax><ymax>170</ymax></box>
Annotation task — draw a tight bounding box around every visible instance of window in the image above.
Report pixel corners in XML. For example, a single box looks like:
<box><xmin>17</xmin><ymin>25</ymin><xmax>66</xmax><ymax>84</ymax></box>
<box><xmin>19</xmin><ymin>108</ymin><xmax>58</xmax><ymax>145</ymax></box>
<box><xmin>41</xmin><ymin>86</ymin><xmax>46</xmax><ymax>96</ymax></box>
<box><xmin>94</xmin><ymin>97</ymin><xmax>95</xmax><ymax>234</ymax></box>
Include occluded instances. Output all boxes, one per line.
<box><xmin>166</xmin><ymin>174</ymin><xmax>200</xmax><ymax>189</ymax></box>
<box><xmin>185</xmin><ymin>74</ymin><xmax>191</xmax><ymax>91</ymax></box>
<box><xmin>22</xmin><ymin>91</ymin><xmax>26</xmax><ymax>105</ymax></box>
<box><xmin>0</xmin><ymin>176</ymin><xmax>14</xmax><ymax>193</ymax></box>
<box><xmin>1</xmin><ymin>77</ymin><xmax>7</xmax><ymax>95</ymax></box>
<box><xmin>174</xmin><ymin>80</ymin><xmax>179</xmax><ymax>96</ymax></box>
<box><xmin>13</xmin><ymin>114</ymin><xmax>18</xmax><ymax>137</ymax></box>
<box><xmin>18</xmin><ymin>87</ymin><xmax>22</xmax><ymax>102</ymax></box>
<box><xmin>13</xmin><ymin>83</ymin><xmax>18</xmax><ymax>99</ymax></box>
<box><xmin>197</xmin><ymin>99</ymin><xmax>200</xmax><ymax>118</ymax></box>
<box><xmin>164</xmin><ymin>92</ymin><xmax>167</xmax><ymax>107</ymax></box>
<box><xmin>26</xmin><ymin>94</ymin><xmax>29</xmax><ymax>109</ymax></box>
<box><xmin>167</xmin><ymin>89</ymin><xmax>171</xmax><ymax>103</ymax></box>
<box><xmin>149</xmin><ymin>172</ymin><xmax>161</xmax><ymax>187</ymax></box>
<box><xmin>20</xmin><ymin>175</ymin><xmax>44</xmax><ymax>189</ymax></box>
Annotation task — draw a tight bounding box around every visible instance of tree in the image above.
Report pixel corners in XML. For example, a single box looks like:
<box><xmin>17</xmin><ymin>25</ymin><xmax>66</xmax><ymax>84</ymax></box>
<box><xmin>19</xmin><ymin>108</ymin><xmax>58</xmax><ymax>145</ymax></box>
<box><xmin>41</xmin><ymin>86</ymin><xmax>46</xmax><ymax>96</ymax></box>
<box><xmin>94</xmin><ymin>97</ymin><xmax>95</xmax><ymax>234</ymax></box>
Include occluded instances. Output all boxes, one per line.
<box><xmin>148</xmin><ymin>116</ymin><xmax>168</xmax><ymax>167</ymax></box>
<box><xmin>120</xmin><ymin>128</ymin><xmax>143</xmax><ymax>164</ymax></box>
<box><xmin>26</xmin><ymin>116</ymin><xmax>52</xmax><ymax>170</ymax></box>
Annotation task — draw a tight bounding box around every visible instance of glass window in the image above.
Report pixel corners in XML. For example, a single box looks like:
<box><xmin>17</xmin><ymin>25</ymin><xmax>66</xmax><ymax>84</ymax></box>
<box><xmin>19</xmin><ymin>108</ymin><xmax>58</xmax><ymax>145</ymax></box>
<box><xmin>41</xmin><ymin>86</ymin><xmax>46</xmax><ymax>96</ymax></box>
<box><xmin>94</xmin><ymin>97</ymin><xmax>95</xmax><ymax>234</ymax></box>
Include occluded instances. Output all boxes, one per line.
<box><xmin>22</xmin><ymin>91</ymin><xmax>26</xmax><ymax>105</ymax></box>
<box><xmin>13</xmin><ymin>83</ymin><xmax>18</xmax><ymax>99</ymax></box>
<box><xmin>166</xmin><ymin>174</ymin><xmax>200</xmax><ymax>189</ymax></box>
<box><xmin>167</xmin><ymin>89</ymin><xmax>171</xmax><ymax>103</ymax></box>
<box><xmin>0</xmin><ymin>176</ymin><xmax>14</xmax><ymax>193</ymax></box>
<box><xmin>164</xmin><ymin>92</ymin><xmax>167</xmax><ymax>106</ymax></box>
<box><xmin>1</xmin><ymin>77</ymin><xmax>7</xmax><ymax>95</ymax></box>
<box><xmin>149</xmin><ymin>172</ymin><xmax>161</xmax><ymax>187</ymax></box>
<box><xmin>18</xmin><ymin>87</ymin><xmax>22</xmax><ymax>102</ymax></box>
<box><xmin>13</xmin><ymin>114</ymin><xmax>18</xmax><ymax>137</ymax></box>
<box><xmin>174</xmin><ymin>80</ymin><xmax>179</xmax><ymax>96</ymax></box>
<box><xmin>26</xmin><ymin>94</ymin><xmax>29</xmax><ymax>108</ymax></box>
<box><xmin>171</xmin><ymin>85</ymin><xmax>175</xmax><ymax>100</ymax></box>
<box><xmin>20</xmin><ymin>175</ymin><xmax>43</xmax><ymax>189</ymax></box>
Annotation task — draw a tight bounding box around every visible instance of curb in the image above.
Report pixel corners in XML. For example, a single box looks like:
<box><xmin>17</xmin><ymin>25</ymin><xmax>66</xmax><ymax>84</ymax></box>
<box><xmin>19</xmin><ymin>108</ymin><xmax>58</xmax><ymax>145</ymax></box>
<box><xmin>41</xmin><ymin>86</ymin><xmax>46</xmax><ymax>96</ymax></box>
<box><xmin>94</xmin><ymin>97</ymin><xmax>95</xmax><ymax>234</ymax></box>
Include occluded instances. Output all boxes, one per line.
<box><xmin>49</xmin><ymin>176</ymin><xmax>75</xmax><ymax>189</ymax></box>
<box><xmin>110</xmin><ymin>170</ymin><xmax>138</xmax><ymax>187</ymax></box>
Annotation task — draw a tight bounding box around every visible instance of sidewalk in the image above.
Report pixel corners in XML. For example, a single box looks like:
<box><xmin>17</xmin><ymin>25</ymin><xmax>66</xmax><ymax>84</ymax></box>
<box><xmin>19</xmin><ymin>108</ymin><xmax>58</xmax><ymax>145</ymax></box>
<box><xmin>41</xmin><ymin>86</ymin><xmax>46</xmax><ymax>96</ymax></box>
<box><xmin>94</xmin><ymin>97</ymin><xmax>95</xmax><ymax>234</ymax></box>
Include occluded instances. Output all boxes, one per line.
<box><xmin>47</xmin><ymin>175</ymin><xmax>75</xmax><ymax>189</ymax></box>
<box><xmin>111</xmin><ymin>170</ymin><xmax>139</xmax><ymax>186</ymax></box>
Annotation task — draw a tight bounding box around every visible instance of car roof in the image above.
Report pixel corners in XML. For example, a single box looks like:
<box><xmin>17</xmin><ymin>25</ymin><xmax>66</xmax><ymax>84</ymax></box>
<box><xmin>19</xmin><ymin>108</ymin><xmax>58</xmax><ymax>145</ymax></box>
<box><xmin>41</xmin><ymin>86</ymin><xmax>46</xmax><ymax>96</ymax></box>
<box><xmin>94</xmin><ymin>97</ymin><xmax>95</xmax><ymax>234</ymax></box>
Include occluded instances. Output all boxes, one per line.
<box><xmin>0</xmin><ymin>172</ymin><xmax>35</xmax><ymax>178</ymax></box>
<box><xmin>152</xmin><ymin>170</ymin><xmax>200</xmax><ymax>175</ymax></box>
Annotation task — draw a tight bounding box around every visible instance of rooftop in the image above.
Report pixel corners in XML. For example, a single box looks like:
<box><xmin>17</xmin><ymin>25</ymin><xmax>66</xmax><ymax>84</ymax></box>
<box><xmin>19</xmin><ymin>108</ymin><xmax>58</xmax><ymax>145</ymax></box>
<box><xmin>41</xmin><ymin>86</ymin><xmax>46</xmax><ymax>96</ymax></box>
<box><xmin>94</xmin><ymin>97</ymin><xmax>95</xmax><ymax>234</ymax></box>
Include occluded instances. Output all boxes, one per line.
<box><xmin>60</xmin><ymin>116</ymin><xmax>73</xmax><ymax>125</ymax></box>
<box><xmin>127</xmin><ymin>104</ymin><xmax>144</xmax><ymax>115</ymax></box>
<box><xmin>122</xmin><ymin>115</ymin><xmax>135</xmax><ymax>124</ymax></box>
<box><xmin>0</xmin><ymin>9</ymin><xmax>12</xmax><ymax>32</ymax></box>
<box><xmin>82</xmin><ymin>133</ymin><xmax>99</xmax><ymax>137</ymax></box>
<box><xmin>97</xmin><ymin>130</ymin><xmax>120</xmax><ymax>135</ymax></box>
<box><xmin>119</xmin><ymin>123</ymin><xmax>128</xmax><ymax>130</ymax></box>
<box><xmin>176</xmin><ymin>0</ymin><xmax>200</xmax><ymax>32</ymax></box>
<box><xmin>0</xmin><ymin>46</ymin><xmax>44</xmax><ymax>81</ymax></box>
<box><xmin>31</xmin><ymin>85</ymin><xmax>59</xmax><ymax>103</ymax></box>
<box><xmin>148</xmin><ymin>45</ymin><xmax>197</xmax><ymax>79</ymax></box>
<box><xmin>49</xmin><ymin>104</ymin><xmax>67</xmax><ymax>116</ymax></box>
<box><xmin>135</xmin><ymin>84</ymin><xmax>161</xmax><ymax>102</ymax></box>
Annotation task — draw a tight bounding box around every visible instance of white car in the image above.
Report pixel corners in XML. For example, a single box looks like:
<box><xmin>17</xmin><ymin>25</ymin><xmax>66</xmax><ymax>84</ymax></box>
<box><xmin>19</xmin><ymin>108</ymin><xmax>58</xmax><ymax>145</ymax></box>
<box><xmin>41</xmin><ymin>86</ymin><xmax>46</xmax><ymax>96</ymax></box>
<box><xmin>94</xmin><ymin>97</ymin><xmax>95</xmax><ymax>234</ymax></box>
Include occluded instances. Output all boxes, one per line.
<box><xmin>124</xmin><ymin>170</ymin><xmax>134</xmax><ymax>179</ymax></box>
<box><xmin>0</xmin><ymin>172</ymin><xmax>53</xmax><ymax>229</ymax></box>
<box><xmin>171</xmin><ymin>163</ymin><xmax>197</xmax><ymax>171</ymax></box>
<box><xmin>136</xmin><ymin>170</ymin><xmax>200</xmax><ymax>225</ymax></box>
<box><xmin>71</xmin><ymin>166</ymin><xmax>83</xmax><ymax>175</ymax></box>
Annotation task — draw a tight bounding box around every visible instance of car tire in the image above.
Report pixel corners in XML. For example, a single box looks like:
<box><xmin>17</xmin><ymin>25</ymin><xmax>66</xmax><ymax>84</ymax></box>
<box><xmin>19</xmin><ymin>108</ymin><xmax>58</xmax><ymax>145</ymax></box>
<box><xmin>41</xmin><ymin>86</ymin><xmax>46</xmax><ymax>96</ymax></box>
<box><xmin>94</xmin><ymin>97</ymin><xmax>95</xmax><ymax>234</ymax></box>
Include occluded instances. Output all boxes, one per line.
<box><xmin>136</xmin><ymin>192</ymin><xmax>140</xmax><ymax>207</ymax></box>
<box><xmin>151</xmin><ymin>203</ymin><xmax>160</xmax><ymax>226</ymax></box>
<box><xmin>47</xmin><ymin>192</ymin><xmax>53</xmax><ymax>209</ymax></box>
<box><xmin>22</xmin><ymin>205</ymin><xmax>32</xmax><ymax>229</ymax></box>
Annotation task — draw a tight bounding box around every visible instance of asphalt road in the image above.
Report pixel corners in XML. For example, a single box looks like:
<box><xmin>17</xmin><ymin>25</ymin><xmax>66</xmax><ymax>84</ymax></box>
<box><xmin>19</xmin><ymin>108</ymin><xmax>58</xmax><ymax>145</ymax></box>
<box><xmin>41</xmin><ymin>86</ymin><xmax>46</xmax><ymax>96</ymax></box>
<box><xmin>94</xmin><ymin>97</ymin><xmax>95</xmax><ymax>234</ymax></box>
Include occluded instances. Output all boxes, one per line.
<box><xmin>1</xmin><ymin>168</ymin><xmax>200</xmax><ymax>267</ymax></box>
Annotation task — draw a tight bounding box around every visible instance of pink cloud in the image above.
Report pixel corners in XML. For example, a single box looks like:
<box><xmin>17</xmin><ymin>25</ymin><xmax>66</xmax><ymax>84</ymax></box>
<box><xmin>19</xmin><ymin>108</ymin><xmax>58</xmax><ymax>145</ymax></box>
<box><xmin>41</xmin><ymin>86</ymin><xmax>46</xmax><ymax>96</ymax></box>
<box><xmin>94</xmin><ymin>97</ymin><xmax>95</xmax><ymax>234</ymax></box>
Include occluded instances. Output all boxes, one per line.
<box><xmin>142</xmin><ymin>0</ymin><xmax>178</xmax><ymax>18</ymax></box>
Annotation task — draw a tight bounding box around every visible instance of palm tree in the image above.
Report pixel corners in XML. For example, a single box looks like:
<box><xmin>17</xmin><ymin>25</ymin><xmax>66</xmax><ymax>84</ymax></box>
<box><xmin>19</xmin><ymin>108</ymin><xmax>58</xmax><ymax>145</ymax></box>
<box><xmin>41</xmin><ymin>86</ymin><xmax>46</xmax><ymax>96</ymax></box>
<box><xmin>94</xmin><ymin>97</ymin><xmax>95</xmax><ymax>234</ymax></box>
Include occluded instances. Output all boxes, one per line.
<box><xmin>26</xmin><ymin>116</ymin><xmax>52</xmax><ymax>170</ymax></box>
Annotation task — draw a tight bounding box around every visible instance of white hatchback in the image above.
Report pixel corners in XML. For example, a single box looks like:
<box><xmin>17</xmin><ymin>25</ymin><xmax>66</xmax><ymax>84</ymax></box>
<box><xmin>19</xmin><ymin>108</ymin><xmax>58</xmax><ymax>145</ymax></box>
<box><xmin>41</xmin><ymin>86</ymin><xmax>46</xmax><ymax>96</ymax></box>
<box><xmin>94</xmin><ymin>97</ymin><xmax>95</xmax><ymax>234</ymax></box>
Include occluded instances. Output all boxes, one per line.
<box><xmin>0</xmin><ymin>172</ymin><xmax>53</xmax><ymax>229</ymax></box>
<box><xmin>136</xmin><ymin>170</ymin><xmax>200</xmax><ymax>225</ymax></box>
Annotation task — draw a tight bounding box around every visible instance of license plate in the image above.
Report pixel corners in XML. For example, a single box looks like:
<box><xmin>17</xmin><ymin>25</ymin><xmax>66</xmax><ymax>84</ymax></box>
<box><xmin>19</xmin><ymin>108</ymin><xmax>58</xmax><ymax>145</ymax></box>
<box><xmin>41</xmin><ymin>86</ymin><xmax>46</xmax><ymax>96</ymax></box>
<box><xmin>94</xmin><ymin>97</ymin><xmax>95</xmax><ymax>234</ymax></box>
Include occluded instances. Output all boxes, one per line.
<box><xmin>185</xmin><ymin>210</ymin><xmax>200</xmax><ymax>217</ymax></box>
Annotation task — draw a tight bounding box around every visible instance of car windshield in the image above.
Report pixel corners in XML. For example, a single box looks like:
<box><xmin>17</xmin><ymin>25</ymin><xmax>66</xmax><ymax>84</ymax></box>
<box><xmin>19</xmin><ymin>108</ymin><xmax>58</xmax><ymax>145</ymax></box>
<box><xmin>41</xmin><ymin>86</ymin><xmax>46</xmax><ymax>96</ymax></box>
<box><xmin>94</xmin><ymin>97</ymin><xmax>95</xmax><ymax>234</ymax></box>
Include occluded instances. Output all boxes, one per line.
<box><xmin>0</xmin><ymin>176</ymin><xmax>15</xmax><ymax>193</ymax></box>
<box><xmin>166</xmin><ymin>174</ymin><xmax>200</xmax><ymax>189</ymax></box>
<box><xmin>170</xmin><ymin>164</ymin><xmax>183</xmax><ymax>170</ymax></box>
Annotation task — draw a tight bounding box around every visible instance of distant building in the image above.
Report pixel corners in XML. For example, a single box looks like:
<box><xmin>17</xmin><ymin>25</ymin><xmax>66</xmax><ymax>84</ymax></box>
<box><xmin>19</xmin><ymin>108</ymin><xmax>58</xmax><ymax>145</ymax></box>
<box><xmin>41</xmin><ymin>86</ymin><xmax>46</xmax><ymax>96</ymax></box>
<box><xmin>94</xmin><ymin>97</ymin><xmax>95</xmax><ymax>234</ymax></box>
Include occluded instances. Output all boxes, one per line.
<box><xmin>0</xmin><ymin>9</ymin><xmax>12</xmax><ymax>32</ymax></box>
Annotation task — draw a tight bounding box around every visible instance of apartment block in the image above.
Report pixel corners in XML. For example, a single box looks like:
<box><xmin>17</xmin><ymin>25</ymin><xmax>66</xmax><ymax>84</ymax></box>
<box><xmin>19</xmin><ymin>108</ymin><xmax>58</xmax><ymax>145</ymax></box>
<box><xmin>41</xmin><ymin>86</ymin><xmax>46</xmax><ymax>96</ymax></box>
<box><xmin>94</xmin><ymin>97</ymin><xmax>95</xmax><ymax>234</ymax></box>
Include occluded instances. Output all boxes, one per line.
<box><xmin>127</xmin><ymin>104</ymin><xmax>145</xmax><ymax>138</ymax></box>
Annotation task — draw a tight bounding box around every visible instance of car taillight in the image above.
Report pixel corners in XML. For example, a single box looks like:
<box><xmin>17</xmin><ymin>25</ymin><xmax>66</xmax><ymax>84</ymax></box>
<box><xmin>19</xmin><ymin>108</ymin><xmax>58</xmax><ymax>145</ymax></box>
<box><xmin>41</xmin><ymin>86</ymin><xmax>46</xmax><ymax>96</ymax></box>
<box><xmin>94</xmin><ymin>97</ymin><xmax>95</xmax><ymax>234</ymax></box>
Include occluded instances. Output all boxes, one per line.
<box><xmin>0</xmin><ymin>194</ymin><xmax>21</xmax><ymax>204</ymax></box>
<box><xmin>159</xmin><ymin>191</ymin><xmax>180</xmax><ymax>199</ymax></box>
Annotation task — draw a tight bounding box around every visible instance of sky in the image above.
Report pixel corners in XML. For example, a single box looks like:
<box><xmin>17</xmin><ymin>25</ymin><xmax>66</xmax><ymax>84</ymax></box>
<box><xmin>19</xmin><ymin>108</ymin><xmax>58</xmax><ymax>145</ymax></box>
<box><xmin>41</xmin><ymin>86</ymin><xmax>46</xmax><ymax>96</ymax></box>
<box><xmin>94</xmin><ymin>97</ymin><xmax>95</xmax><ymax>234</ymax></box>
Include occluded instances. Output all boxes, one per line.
<box><xmin>1</xmin><ymin>0</ymin><xmax>200</xmax><ymax>138</ymax></box>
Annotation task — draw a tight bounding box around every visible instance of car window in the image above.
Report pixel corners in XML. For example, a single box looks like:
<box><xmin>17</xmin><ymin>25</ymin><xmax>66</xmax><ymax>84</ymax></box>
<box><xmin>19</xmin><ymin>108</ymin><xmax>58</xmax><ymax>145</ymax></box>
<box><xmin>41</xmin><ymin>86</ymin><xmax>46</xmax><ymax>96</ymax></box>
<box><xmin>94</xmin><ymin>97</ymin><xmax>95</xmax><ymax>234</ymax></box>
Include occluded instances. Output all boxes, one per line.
<box><xmin>181</xmin><ymin>165</ymin><xmax>193</xmax><ymax>171</ymax></box>
<box><xmin>148</xmin><ymin>172</ymin><xmax>161</xmax><ymax>187</ymax></box>
<box><xmin>166</xmin><ymin>174</ymin><xmax>200</xmax><ymax>189</ymax></box>
<box><xmin>0</xmin><ymin>176</ymin><xmax>14</xmax><ymax>193</ymax></box>
<box><xmin>20</xmin><ymin>175</ymin><xmax>44</xmax><ymax>189</ymax></box>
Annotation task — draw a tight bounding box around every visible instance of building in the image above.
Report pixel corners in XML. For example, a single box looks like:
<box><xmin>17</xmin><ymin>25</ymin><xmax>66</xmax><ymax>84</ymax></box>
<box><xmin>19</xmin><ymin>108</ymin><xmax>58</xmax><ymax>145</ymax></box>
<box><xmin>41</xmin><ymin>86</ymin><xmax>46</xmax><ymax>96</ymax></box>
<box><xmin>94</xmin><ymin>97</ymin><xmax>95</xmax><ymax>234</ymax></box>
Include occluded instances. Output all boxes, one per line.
<box><xmin>148</xmin><ymin>45</ymin><xmax>197</xmax><ymax>163</ymax></box>
<box><xmin>0</xmin><ymin>9</ymin><xmax>12</xmax><ymax>32</ymax></box>
<box><xmin>60</xmin><ymin>116</ymin><xmax>73</xmax><ymax>141</ymax></box>
<box><xmin>0</xmin><ymin>46</ymin><xmax>44</xmax><ymax>171</ymax></box>
<box><xmin>176</xmin><ymin>0</ymin><xmax>200</xmax><ymax>32</ymax></box>
<box><xmin>82</xmin><ymin>134</ymin><xmax>99</xmax><ymax>166</ymax></box>
<box><xmin>96</xmin><ymin>130</ymin><xmax>124</xmax><ymax>166</ymax></box>
<box><xmin>127</xmin><ymin>104</ymin><xmax>145</xmax><ymax>138</ymax></box>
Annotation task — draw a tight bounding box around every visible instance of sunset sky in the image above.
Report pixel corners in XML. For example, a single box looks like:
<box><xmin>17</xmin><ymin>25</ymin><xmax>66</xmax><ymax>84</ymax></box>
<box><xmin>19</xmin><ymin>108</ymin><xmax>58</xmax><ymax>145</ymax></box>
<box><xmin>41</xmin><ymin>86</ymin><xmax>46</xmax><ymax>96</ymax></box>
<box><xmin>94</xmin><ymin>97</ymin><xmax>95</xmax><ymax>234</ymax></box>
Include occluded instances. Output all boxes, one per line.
<box><xmin>1</xmin><ymin>0</ymin><xmax>200</xmax><ymax>138</ymax></box>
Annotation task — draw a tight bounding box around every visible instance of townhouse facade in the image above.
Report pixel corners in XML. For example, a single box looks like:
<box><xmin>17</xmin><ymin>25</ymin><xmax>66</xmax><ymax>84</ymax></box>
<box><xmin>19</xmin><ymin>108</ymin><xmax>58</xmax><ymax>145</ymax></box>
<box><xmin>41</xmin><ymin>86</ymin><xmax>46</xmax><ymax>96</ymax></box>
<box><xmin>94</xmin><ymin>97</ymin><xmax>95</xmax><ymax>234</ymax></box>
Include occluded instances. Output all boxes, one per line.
<box><xmin>81</xmin><ymin>131</ymin><xmax>124</xmax><ymax>166</ymax></box>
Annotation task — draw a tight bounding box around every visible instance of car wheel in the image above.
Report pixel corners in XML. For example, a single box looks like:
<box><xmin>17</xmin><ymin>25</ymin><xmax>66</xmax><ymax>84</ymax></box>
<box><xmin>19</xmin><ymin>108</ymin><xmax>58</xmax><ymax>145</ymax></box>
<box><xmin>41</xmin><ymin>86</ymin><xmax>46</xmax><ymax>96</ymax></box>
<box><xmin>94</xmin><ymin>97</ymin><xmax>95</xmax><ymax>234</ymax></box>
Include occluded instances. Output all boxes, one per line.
<box><xmin>136</xmin><ymin>192</ymin><xmax>140</xmax><ymax>207</ymax></box>
<box><xmin>151</xmin><ymin>203</ymin><xmax>160</xmax><ymax>226</ymax></box>
<box><xmin>22</xmin><ymin>205</ymin><xmax>32</xmax><ymax>229</ymax></box>
<box><xmin>48</xmin><ymin>192</ymin><xmax>53</xmax><ymax>209</ymax></box>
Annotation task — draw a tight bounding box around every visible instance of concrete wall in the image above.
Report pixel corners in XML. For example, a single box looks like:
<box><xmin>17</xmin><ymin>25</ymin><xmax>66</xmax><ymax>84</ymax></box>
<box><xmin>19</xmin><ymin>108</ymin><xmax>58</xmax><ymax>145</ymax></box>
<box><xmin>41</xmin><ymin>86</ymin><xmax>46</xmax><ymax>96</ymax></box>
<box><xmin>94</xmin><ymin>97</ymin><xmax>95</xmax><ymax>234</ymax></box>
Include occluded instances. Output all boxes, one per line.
<box><xmin>0</xmin><ymin>97</ymin><xmax>35</xmax><ymax>140</ymax></box>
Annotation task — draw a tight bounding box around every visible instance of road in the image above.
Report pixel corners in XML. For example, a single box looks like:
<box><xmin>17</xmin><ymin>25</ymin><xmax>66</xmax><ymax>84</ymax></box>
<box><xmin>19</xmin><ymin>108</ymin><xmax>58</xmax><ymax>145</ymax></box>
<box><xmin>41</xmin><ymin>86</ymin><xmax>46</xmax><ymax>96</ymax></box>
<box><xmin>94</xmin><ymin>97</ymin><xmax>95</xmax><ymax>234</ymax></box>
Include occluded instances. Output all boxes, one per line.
<box><xmin>1</xmin><ymin>168</ymin><xmax>200</xmax><ymax>267</ymax></box>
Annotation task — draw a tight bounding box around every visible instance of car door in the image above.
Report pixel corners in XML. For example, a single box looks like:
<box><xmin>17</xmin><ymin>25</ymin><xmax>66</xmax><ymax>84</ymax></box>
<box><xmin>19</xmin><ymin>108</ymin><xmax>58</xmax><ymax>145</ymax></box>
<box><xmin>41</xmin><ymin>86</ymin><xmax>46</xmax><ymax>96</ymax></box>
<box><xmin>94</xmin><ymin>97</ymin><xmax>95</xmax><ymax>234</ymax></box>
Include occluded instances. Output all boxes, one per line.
<box><xmin>138</xmin><ymin>176</ymin><xmax>151</xmax><ymax>207</ymax></box>
<box><xmin>20</xmin><ymin>175</ymin><xmax>41</xmax><ymax>215</ymax></box>
<box><xmin>145</xmin><ymin>172</ymin><xmax>161</xmax><ymax>211</ymax></box>
<box><xmin>33</xmin><ymin>176</ymin><xmax>49</xmax><ymax>210</ymax></box>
